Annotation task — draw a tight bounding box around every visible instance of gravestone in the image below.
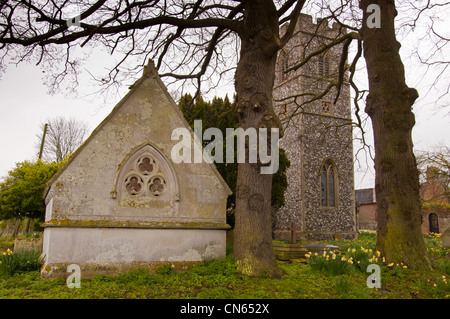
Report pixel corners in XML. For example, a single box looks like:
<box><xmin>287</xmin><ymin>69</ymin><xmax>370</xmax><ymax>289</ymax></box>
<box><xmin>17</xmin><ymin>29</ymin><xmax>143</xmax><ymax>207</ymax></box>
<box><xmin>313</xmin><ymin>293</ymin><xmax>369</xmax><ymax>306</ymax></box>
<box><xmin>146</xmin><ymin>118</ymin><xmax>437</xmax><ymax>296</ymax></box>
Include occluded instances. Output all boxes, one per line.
<box><xmin>41</xmin><ymin>60</ymin><xmax>232</xmax><ymax>278</ymax></box>
<box><xmin>290</xmin><ymin>222</ymin><xmax>299</xmax><ymax>244</ymax></box>
<box><xmin>273</xmin><ymin>243</ymin><xmax>308</xmax><ymax>261</ymax></box>
<box><xmin>305</xmin><ymin>243</ymin><xmax>340</xmax><ymax>253</ymax></box>
<box><xmin>273</xmin><ymin>221</ymin><xmax>308</xmax><ymax>261</ymax></box>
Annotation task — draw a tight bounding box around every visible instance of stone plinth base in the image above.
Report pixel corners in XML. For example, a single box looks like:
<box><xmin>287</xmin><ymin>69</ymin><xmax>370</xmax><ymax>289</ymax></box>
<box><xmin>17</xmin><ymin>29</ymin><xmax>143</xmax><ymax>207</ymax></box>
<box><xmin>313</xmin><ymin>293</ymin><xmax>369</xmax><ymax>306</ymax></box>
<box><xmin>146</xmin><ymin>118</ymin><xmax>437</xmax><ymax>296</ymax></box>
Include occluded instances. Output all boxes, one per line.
<box><xmin>41</xmin><ymin>224</ymin><xmax>228</xmax><ymax>278</ymax></box>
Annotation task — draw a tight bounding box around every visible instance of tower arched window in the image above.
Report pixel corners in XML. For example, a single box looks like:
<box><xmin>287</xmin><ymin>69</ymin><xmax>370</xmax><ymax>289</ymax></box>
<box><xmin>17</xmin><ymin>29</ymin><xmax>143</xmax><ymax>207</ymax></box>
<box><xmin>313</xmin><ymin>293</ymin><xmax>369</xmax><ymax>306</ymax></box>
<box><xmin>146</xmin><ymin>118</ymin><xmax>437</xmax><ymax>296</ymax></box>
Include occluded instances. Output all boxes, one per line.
<box><xmin>318</xmin><ymin>52</ymin><xmax>330</xmax><ymax>76</ymax></box>
<box><xmin>320</xmin><ymin>159</ymin><xmax>337</xmax><ymax>207</ymax></box>
<box><xmin>280</xmin><ymin>49</ymin><xmax>289</xmax><ymax>81</ymax></box>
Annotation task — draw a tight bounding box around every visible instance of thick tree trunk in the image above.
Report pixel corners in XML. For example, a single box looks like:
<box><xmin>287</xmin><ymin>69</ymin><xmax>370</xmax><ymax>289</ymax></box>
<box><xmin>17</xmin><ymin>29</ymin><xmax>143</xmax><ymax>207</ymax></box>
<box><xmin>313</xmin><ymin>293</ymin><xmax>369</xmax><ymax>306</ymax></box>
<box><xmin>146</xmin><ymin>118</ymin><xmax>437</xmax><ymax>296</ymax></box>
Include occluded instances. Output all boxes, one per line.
<box><xmin>360</xmin><ymin>0</ymin><xmax>431</xmax><ymax>270</ymax></box>
<box><xmin>233</xmin><ymin>0</ymin><xmax>282</xmax><ymax>277</ymax></box>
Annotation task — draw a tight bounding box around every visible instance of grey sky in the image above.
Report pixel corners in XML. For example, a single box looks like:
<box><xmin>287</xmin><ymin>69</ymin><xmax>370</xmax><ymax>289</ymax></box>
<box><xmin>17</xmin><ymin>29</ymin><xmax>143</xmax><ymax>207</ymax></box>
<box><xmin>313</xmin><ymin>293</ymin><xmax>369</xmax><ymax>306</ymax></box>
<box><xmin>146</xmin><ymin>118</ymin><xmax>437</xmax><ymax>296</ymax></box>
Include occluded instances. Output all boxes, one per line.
<box><xmin>0</xmin><ymin>3</ymin><xmax>449</xmax><ymax>190</ymax></box>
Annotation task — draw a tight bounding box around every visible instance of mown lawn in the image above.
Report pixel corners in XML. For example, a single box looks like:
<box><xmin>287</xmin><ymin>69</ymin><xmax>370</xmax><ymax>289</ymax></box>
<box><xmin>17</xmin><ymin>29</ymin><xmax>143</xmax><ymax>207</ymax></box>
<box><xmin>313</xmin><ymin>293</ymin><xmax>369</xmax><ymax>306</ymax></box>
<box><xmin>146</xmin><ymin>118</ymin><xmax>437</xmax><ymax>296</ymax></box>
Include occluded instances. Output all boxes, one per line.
<box><xmin>0</xmin><ymin>232</ymin><xmax>448</xmax><ymax>299</ymax></box>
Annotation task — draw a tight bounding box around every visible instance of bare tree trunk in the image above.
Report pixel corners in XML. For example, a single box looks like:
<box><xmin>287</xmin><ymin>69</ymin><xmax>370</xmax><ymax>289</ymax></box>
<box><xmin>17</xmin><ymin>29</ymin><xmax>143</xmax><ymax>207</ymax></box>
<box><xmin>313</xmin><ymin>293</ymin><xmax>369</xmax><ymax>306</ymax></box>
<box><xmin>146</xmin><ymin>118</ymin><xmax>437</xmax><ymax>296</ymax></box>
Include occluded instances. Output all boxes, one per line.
<box><xmin>25</xmin><ymin>217</ymin><xmax>33</xmax><ymax>233</ymax></box>
<box><xmin>12</xmin><ymin>218</ymin><xmax>22</xmax><ymax>237</ymax></box>
<box><xmin>233</xmin><ymin>0</ymin><xmax>282</xmax><ymax>277</ymax></box>
<box><xmin>360</xmin><ymin>0</ymin><xmax>431</xmax><ymax>270</ymax></box>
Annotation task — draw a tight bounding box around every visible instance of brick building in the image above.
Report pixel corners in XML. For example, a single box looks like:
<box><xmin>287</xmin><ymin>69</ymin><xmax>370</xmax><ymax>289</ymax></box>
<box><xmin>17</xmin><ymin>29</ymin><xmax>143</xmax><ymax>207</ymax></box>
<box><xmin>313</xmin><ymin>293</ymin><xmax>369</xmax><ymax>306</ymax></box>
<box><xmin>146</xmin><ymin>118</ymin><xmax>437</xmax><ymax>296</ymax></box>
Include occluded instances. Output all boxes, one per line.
<box><xmin>419</xmin><ymin>167</ymin><xmax>450</xmax><ymax>234</ymax></box>
<box><xmin>355</xmin><ymin>188</ymin><xmax>377</xmax><ymax>231</ymax></box>
<box><xmin>354</xmin><ymin>167</ymin><xmax>450</xmax><ymax>234</ymax></box>
<box><xmin>272</xmin><ymin>14</ymin><xmax>357</xmax><ymax>241</ymax></box>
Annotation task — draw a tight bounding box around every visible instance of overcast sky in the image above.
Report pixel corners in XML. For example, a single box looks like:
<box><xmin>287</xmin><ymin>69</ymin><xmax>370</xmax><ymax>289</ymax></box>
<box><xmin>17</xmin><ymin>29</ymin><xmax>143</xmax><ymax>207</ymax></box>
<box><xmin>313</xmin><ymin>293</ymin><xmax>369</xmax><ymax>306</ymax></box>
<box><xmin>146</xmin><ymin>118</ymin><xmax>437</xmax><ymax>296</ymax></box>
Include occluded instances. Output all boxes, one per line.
<box><xmin>0</xmin><ymin>6</ymin><xmax>449</xmax><ymax>190</ymax></box>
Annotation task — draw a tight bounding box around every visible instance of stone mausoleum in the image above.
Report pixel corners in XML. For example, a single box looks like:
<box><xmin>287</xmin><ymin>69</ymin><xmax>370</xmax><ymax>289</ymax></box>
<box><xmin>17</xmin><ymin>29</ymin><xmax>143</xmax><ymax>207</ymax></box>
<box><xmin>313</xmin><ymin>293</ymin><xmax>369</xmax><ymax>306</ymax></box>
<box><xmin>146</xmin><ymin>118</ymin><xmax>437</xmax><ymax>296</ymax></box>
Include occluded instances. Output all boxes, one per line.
<box><xmin>41</xmin><ymin>61</ymin><xmax>231</xmax><ymax>278</ymax></box>
<box><xmin>273</xmin><ymin>14</ymin><xmax>357</xmax><ymax>241</ymax></box>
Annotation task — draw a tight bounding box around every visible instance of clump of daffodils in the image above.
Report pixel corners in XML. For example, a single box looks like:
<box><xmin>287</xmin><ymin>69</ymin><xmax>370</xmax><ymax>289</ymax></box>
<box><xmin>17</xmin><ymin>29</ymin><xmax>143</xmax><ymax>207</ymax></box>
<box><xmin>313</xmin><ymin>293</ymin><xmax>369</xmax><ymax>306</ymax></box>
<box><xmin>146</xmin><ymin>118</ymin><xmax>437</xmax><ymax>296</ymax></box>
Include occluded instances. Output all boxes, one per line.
<box><xmin>2</xmin><ymin>249</ymin><xmax>12</xmax><ymax>256</ymax></box>
<box><xmin>305</xmin><ymin>244</ymin><xmax>414</xmax><ymax>274</ymax></box>
<box><xmin>305</xmin><ymin>249</ymin><xmax>355</xmax><ymax>265</ymax></box>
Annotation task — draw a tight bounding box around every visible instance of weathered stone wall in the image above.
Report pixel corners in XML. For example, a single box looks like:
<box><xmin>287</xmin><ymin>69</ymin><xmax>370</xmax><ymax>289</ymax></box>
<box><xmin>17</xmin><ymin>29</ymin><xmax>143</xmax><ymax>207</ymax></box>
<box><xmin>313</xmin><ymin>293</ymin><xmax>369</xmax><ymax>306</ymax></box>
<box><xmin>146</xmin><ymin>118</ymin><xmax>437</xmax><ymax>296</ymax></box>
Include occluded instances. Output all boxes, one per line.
<box><xmin>44</xmin><ymin>69</ymin><xmax>229</xmax><ymax>226</ymax></box>
<box><xmin>14</xmin><ymin>237</ymin><xmax>43</xmax><ymax>252</ymax></box>
<box><xmin>273</xmin><ymin>14</ymin><xmax>356</xmax><ymax>241</ymax></box>
<box><xmin>42</xmin><ymin>62</ymin><xmax>231</xmax><ymax>277</ymax></box>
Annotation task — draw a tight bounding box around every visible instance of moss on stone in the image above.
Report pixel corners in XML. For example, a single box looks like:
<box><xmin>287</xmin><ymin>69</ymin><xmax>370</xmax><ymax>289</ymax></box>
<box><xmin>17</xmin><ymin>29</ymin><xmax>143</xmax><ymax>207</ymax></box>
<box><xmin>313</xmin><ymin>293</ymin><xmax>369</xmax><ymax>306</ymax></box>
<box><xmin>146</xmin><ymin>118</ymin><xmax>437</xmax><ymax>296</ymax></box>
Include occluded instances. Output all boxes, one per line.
<box><xmin>42</xmin><ymin>218</ymin><xmax>230</xmax><ymax>230</ymax></box>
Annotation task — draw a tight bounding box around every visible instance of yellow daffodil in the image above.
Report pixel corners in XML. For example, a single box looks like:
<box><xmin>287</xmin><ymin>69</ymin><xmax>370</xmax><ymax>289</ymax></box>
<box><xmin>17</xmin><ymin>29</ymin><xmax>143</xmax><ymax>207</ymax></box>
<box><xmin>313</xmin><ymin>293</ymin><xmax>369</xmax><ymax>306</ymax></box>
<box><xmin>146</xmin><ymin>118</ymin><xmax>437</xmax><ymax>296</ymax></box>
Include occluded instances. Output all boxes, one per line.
<box><xmin>388</xmin><ymin>263</ymin><xmax>394</xmax><ymax>267</ymax></box>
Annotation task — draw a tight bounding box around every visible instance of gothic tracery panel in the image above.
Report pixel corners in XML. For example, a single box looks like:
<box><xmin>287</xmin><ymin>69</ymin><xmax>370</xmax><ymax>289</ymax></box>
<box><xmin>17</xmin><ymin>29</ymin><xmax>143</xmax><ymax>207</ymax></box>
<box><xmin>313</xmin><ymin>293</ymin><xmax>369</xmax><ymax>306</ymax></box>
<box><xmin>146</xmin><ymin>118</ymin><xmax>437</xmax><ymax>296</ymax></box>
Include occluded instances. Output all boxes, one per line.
<box><xmin>114</xmin><ymin>144</ymin><xmax>179</xmax><ymax>206</ymax></box>
<box><xmin>123</xmin><ymin>153</ymin><xmax>167</xmax><ymax>197</ymax></box>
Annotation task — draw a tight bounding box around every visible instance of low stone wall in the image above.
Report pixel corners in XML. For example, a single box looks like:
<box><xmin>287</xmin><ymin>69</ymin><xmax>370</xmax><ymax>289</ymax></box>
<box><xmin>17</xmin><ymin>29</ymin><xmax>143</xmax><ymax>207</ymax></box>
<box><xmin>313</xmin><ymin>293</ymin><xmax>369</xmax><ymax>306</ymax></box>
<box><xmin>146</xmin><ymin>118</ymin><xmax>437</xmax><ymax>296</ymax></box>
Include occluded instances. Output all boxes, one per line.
<box><xmin>14</xmin><ymin>237</ymin><xmax>43</xmax><ymax>252</ymax></box>
<box><xmin>273</xmin><ymin>230</ymin><xmax>357</xmax><ymax>242</ymax></box>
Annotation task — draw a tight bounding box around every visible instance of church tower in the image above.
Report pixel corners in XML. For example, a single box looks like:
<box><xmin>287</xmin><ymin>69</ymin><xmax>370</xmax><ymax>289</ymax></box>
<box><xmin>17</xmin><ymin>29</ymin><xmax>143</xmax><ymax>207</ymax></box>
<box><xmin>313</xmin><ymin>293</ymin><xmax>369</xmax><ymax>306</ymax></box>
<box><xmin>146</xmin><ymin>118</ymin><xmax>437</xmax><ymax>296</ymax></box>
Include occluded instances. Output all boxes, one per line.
<box><xmin>273</xmin><ymin>14</ymin><xmax>357</xmax><ymax>241</ymax></box>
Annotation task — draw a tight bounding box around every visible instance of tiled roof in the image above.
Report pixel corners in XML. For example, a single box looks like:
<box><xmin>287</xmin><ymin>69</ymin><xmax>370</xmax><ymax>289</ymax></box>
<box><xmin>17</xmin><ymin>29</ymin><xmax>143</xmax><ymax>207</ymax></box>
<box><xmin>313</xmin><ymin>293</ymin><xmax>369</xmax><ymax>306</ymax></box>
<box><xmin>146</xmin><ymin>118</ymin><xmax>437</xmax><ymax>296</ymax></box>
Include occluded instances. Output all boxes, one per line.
<box><xmin>355</xmin><ymin>188</ymin><xmax>375</xmax><ymax>204</ymax></box>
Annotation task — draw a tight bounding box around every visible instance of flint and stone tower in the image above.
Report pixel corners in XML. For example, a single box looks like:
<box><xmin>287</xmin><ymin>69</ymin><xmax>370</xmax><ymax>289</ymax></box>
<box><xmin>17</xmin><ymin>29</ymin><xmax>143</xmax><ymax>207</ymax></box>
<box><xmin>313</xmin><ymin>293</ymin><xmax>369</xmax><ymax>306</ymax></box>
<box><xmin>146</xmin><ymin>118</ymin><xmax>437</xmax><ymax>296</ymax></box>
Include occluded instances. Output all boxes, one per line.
<box><xmin>273</xmin><ymin>14</ymin><xmax>357</xmax><ymax>241</ymax></box>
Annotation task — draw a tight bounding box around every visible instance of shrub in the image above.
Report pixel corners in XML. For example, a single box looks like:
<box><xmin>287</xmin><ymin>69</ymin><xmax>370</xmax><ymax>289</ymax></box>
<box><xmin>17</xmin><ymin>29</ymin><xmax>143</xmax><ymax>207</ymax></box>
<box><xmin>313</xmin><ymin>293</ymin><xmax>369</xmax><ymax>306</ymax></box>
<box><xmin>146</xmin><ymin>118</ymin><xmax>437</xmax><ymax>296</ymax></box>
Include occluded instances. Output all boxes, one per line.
<box><xmin>0</xmin><ymin>249</ymin><xmax>44</xmax><ymax>276</ymax></box>
<box><xmin>114</xmin><ymin>269</ymin><xmax>163</xmax><ymax>286</ymax></box>
<box><xmin>435</xmin><ymin>259</ymin><xmax>450</xmax><ymax>275</ymax></box>
<box><xmin>424</xmin><ymin>232</ymin><xmax>448</xmax><ymax>257</ymax></box>
<box><xmin>0</xmin><ymin>237</ymin><xmax>14</xmax><ymax>252</ymax></box>
<box><xmin>334</xmin><ymin>276</ymin><xmax>351</xmax><ymax>296</ymax></box>
<box><xmin>196</xmin><ymin>286</ymin><xmax>236</xmax><ymax>299</ymax></box>
<box><xmin>306</xmin><ymin>250</ymin><xmax>354</xmax><ymax>276</ymax></box>
<box><xmin>346</xmin><ymin>246</ymin><xmax>383</xmax><ymax>273</ymax></box>
<box><xmin>188</xmin><ymin>256</ymin><xmax>237</xmax><ymax>277</ymax></box>
<box><xmin>156</xmin><ymin>263</ymin><xmax>174</xmax><ymax>275</ymax></box>
<box><xmin>358</xmin><ymin>231</ymin><xmax>377</xmax><ymax>242</ymax></box>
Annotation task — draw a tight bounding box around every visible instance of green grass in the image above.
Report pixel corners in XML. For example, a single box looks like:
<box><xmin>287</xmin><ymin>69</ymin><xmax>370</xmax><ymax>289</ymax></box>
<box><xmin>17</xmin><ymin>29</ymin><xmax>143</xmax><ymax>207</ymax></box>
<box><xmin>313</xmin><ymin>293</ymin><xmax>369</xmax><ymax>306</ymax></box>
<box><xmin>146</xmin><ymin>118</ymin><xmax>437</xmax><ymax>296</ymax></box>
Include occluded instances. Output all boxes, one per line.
<box><xmin>0</xmin><ymin>231</ymin><xmax>448</xmax><ymax>299</ymax></box>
